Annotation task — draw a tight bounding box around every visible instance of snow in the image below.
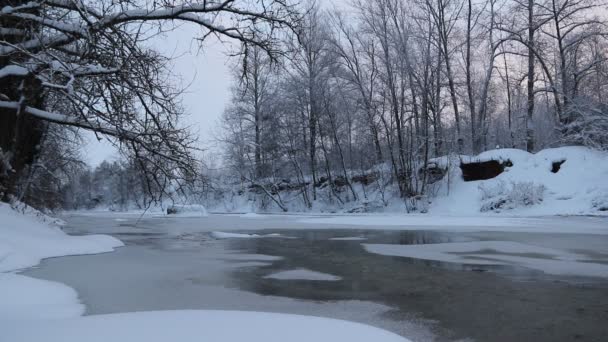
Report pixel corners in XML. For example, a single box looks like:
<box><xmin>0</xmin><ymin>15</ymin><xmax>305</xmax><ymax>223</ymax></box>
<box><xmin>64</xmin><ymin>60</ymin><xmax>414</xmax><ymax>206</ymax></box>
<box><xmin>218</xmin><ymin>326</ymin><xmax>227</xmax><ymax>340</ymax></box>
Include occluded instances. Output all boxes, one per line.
<box><xmin>240</xmin><ymin>212</ymin><xmax>267</xmax><ymax>218</ymax></box>
<box><xmin>0</xmin><ymin>64</ymin><xmax>28</xmax><ymax>79</ymax></box>
<box><xmin>431</xmin><ymin>147</ymin><xmax>608</xmax><ymax>216</ymax></box>
<box><xmin>0</xmin><ymin>273</ymin><xmax>84</xmax><ymax>321</ymax></box>
<box><xmin>329</xmin><ymin>236</ymin><xmax>368</xmax><ymax>241</ymax></box>
<box><xmin>4</xmin><ymin>310</ymin><xmax>410</xmax><ymax>342</ymax></box>
<box><xmin>298</xmin><ymin>214</ymin><xmax>608</xmax><ymax>235</ymax></box>
<box><xmin>0</xmin><ymin>203</ymin><xmax>123</xmax><ymax>323</ymax></box>
<box><xmin>217</xmin><ymin>253</ymin><xmax>283</xmax><ymax>261</ymax></box>
<box><xmin>207</xmin><ymin>146</ymin><xmax>608</xmax><ymax>217</ymax></box>
<box><xmin>363</xmin><ymin>241</ymin><xmax>608</xmax><ymax>278</ymax></box>
<box><xmin>167</xmin><ymin>204</ymin><xmax>208</xmax><ymax>217</ymax></box>
<box><xmin>0</xmin><ymin>204</ymin><xmax>410</xmax><ymax>342</ymax></box>
<box><xmin>0</xmin><ymin>203</ymin><xmax>123</xmax><ymax>272</ymax></box>
<box><xmin>264</xmin><ymin>269</ymin><xmax>342</xmax><ymax>281</ymax></box>
<box><xmin>211</xmin><ymin>231</ymin><xmax>284</xmax><ymax>239</ymax></box>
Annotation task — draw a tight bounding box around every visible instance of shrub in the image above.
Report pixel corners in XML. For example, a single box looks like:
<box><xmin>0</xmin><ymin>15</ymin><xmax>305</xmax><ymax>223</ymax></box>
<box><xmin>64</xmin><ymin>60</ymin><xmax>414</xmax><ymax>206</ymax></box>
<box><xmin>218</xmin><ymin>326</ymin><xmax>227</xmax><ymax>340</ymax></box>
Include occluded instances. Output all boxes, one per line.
<box><xmin>479</xmin><ymin>181</ymin><xmax>545</xmax><ymax>212</ymax></box>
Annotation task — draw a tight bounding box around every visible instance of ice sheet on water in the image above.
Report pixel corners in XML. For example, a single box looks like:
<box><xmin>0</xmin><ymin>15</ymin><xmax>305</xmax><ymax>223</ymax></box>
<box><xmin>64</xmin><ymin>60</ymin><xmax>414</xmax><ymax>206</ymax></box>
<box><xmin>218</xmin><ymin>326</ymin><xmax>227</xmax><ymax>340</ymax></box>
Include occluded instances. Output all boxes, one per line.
<box><xmin>264</xmin><ymin>268</ymin><xmax>342</xmax><ymax>281</ymax></box>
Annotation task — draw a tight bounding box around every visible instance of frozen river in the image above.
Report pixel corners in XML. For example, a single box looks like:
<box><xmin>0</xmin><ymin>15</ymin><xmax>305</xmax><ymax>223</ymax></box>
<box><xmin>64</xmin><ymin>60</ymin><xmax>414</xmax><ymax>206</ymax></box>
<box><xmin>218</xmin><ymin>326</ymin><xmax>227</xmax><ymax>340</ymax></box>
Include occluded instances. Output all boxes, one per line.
<box><xmin>23</xmin><ymin>213</ymin><xmax>608</xmax><ymax>342</ymax></box>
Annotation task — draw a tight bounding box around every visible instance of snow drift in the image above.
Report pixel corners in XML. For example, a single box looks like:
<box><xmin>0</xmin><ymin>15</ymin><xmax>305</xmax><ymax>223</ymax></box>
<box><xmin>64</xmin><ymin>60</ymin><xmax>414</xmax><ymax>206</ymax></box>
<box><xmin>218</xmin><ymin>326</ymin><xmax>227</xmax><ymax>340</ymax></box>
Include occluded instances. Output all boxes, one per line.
<box><xmin>0</xmin><ymin>203</ymin><xmax>123</xmax><ymax>322</ymax></box>
<box><xmin>430</xmin><ymin>146</ymin><xmax>608</xmax><ymax>215</ymax></box>
<box><xmin>0</xmin><ymin>203</ymin><xmax>123</xmax><ymax>272</ymax></box>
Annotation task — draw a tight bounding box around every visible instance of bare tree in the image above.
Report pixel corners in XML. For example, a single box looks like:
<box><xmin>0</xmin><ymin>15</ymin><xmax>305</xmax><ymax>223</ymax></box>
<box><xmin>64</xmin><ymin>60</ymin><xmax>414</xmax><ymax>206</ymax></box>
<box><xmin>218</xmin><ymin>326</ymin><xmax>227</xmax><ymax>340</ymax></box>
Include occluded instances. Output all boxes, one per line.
<box><xmin>0</xmin><ymin>0</ymin><xmax>299</xmax><ymax>202</ymax></box>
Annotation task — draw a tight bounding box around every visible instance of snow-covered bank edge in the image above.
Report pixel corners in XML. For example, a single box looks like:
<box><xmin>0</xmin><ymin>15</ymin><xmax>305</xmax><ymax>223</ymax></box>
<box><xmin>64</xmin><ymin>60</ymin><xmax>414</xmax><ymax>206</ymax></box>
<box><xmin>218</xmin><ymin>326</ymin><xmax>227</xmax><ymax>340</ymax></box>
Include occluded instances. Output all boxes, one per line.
<box><xmin>0</xmin><ymin>203</ymin><xmax>123</xmax><ymax>273</ymax></box>
<box><xmin>4</xmin><ymin>310</ymin><xmax>410</xmax><ymax>342</ymax></box>
<box><xmin>296</xmin><ymin>214</ymin><xmax>608</xmax><ymax>235</ymax></box>
<box><xmin>0</xmin><ymin>202</ymin><xmax>123</xmax><ymax>321</ymax></box>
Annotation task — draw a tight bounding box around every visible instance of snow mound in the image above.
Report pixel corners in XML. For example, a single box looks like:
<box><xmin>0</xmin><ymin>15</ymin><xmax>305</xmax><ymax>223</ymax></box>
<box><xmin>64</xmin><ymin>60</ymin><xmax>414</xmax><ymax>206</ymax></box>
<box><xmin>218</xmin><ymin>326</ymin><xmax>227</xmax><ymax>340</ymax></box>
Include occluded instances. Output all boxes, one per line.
<box><xmin>0</xmin><ymin>273</ymin><xmax>84</xmax><ymax>321</ymax></box>
<box><xmin>4</xmin><ymin>310</ymin><xmax>410</xmax><ymax>342</ymax></box>
<box><xmin>431</xmin><ymin>146</ymin><xmax>608</xmax><ymax>215</ymax></box>
<box><xmin>9</xmin><ymin>201</ymin><xmax>66</xmax><ymax>226</ymax></box>
<box><xmin>0</xmin><ymin>203</ymin><xmax>123</xmax><ymax>272</ymax></box>
<box><xmin>0</xmin><ymin>202</ymin><xmax>123</xmax><ymax>322</ymax></box>
<box><xmin>264</xmin><ymin>268</ymin><xmax>342</xmax><ymax>281</ymax></box>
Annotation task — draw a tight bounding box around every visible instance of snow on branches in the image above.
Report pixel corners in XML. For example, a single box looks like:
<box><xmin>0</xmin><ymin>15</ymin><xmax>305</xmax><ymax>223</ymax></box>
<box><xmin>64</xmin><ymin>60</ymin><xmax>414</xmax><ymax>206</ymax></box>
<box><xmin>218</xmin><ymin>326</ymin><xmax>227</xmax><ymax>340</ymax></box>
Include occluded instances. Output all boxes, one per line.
<box><xmin>0</xmin><ymin>0</ymin><xmax>299</xmax><ymax>201</ymax></box>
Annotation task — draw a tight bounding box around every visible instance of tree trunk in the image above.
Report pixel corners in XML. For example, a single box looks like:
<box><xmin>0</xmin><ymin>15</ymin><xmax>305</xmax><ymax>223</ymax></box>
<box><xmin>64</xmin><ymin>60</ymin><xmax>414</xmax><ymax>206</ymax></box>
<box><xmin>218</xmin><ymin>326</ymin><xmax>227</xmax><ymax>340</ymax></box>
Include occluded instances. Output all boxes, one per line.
<box><xmin>526</xmin><ymin>0</ymin><xmax>536</xmax><ymax>152</ymax></box>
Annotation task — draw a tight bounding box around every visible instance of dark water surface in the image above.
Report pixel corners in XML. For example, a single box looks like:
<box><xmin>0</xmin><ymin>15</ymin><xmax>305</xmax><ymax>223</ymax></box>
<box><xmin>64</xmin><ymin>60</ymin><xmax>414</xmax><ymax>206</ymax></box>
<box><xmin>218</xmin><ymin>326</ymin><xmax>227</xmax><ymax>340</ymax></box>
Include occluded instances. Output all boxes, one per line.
<box><xmin>220</xmin><ymin>229</ymin><xmax>608</xmax><ymax>342</ymax></box>
<box><xmin>24</xmin><ymin>214</ymin><xmax>608</xmax><ymax>342</ymax></box>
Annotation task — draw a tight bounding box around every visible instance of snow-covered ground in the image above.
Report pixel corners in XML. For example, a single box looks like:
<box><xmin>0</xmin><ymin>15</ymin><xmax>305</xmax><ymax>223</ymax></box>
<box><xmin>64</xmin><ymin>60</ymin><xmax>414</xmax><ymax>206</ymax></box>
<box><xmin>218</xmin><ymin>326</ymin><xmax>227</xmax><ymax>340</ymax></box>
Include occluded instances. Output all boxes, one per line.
<box><xmin>0</xmin><ymin>203</ymin><xmax>411</xmax><ymax>342</ymax></box>
<box><xmin>4</xmin><ymin>310</ymin><xmax>408</xmax><ymax>342</ymax></box>
<box><xmin>0</xmin><ymin>203</ymin><xmax>123</xmax><ymax>323</ymax></box>
<box><xmin>0</xmin><ymin>203</ymin><xmax>122</xmax><ymax>272</ymax></box>
<box><xmin>12</xmin><ymin>210</ymin><xmax>608</xmax><ymax>341</ymax></box>
<box><xmin>0</xmin><ymin>273</ymin><xmax>85</xmax><ymax>321</ymax></box>
<box><xmin>430</xmin><ymin>146</ymin><xmax>608</xmax><ymax>216</ymax></box>
<box><xmin>202</xmin><ymin>146</ymin><xmax>608</xmax><ymax>217</ymax></box>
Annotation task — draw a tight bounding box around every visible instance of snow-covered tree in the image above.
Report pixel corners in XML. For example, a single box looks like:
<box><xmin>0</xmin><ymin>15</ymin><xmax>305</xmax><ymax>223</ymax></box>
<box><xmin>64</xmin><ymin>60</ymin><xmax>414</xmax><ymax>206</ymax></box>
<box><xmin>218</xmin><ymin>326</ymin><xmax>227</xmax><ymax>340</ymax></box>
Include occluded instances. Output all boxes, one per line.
<box><xmin>0</xmin><ymin>0</ymin><xmax>299</xmax><ymax>203</ymax></box>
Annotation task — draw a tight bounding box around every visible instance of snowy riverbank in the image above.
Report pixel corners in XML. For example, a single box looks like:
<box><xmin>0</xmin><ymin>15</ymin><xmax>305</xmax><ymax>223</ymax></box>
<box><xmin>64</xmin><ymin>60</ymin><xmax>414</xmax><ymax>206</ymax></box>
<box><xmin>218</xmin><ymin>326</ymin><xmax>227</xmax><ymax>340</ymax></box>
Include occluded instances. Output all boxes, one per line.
<box><xmin>0</xmin><ymin>204</ymin><xmax>411</xmax><ymax>342</ymax></box>
<box><xmin>203</xmin><ymin>146</ymin><xmax>608</xmax><ymax>217</ymax></box>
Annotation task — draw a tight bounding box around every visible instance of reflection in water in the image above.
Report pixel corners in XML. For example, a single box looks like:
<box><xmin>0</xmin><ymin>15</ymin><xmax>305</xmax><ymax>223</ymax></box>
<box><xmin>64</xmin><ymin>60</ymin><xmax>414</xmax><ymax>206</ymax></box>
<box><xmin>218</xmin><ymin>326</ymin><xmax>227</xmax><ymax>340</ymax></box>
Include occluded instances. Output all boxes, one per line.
<box><xmin>212</xmin><ymin>229</ymin><xmax>607</xmax><ymax>342</ymax></box>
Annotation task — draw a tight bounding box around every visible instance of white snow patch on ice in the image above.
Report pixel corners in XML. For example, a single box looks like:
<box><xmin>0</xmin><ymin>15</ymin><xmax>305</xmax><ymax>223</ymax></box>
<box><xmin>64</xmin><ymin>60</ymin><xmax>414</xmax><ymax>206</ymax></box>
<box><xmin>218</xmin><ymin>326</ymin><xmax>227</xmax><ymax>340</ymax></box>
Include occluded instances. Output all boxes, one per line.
<box><xmin>0</xmin><ymin>203</ymin><xmax>123</xmax><ymax>321</ymax></box>
<box><xmin>265</xmin><ymin>268</ymin><xmax>342</xmax><ymax>281</ymax></box>
<box><xmin>364</xmin><ymin>241</ymin><xmax>608</xmax><ymax>278</ymax></box>
<box><xmin>240</xmin><ymin>212</ymin><xmax>267</xmax><ymax>218</ymax></box>
<box><xmin>300</xmin><ymin>215</ymin><xmax>532</xmax><ymax>228</ymax></box>
<box><xmin>298</xmin><ymin>214</ymin><xmax>608</xmax><ymax>235</ymax></box>
<box><xmin>211</xmin><ymin>231</ymin><xmax>284</xmax><ymax>239</ymax></box>
<box><xmin>4</xmin><ymin>310</ymin><xmax>410</xmax><ymax>342</ymax></box>
<box><xmin>217</xmin><ymin>253</ymin><xmax>283</xmax><ymax>262</ymax></box>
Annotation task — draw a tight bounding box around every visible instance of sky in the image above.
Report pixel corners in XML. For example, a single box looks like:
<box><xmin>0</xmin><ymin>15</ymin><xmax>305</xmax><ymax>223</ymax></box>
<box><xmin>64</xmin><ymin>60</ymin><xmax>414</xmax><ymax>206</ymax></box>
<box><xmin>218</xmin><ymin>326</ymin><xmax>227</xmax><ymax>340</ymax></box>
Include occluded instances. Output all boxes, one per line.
<box><xmin>84</xmin><ymin>0</ymin><xmax>348</xmax><ymax>167</ymax></box>
<box><xmin>84</xmin><ymin>23</ymin><xmax>233</xmax><ymax>166</ymax></box>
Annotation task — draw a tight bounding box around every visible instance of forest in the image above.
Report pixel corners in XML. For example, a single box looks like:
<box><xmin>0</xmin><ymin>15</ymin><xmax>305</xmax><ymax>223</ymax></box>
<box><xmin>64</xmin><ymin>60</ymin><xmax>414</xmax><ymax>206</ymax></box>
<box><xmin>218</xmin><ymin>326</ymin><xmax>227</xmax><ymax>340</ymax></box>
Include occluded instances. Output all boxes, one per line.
<box><xmin>214</xmin><ymin>0</ymin><xmax>608</xmax><ymax>212</ymax></box>
<box><xmin>1</xmin><ymin>0</ymin><xmax>607</xmax><ymax>212</ymax></box>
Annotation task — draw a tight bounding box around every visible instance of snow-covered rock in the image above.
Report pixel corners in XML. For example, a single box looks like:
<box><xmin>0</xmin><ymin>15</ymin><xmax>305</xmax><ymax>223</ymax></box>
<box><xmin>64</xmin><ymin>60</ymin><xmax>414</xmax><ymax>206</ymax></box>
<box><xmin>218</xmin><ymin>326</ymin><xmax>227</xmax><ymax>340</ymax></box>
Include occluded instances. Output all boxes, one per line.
<box><xmin>431</xmin><ymin>146</ymin><xmax>608</xmax><ymax>215</ymax></box>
